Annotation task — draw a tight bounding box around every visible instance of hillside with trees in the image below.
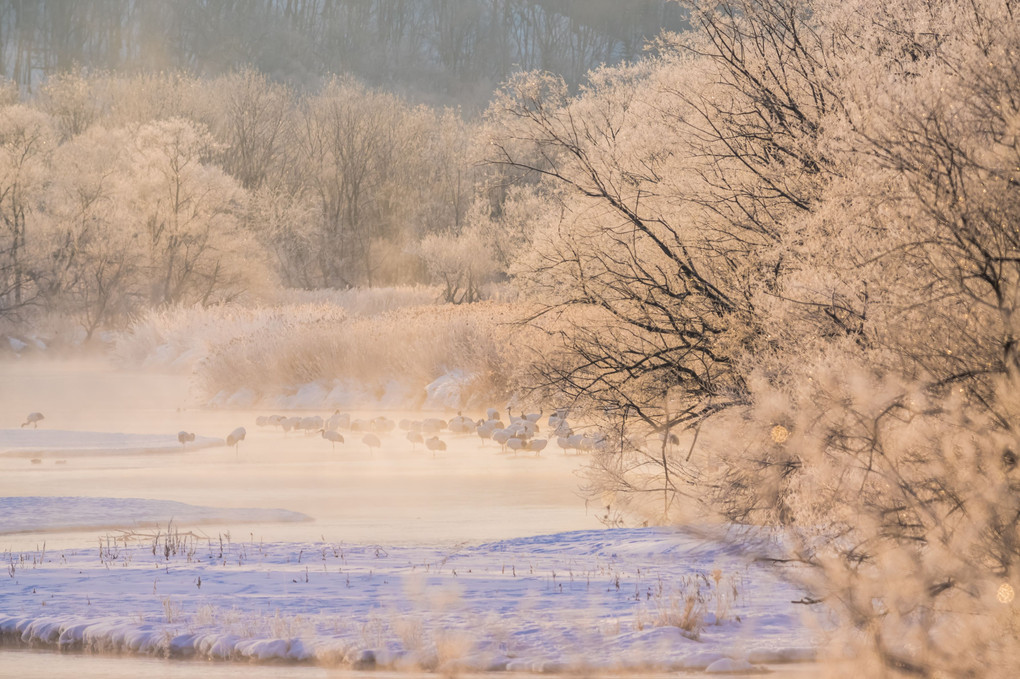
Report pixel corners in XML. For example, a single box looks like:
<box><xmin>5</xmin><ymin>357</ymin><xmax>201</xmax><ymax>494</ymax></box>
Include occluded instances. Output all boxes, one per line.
<box><xmin>0</xmin><ymin>0</ymin><xmax>686</xmax><ymax>107</ymax></box>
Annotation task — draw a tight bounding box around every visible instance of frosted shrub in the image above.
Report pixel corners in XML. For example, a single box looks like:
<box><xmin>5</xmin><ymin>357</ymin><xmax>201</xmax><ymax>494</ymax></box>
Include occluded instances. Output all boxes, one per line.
<box><xmin>702</xmin><ymin>355</ymin><xmax>1020</xmax><ymax>676</ymax></box>
<box><xmin>433</xmin><ymin>628</ymin><xmax>476</xmax><ymax>669</ymax></box>
<box><xmin>393</xmin><ymin>616</ymin><xmax>425</xmax><ymax>655</ymax></box>
<box><xmin>653</xmin><ymin>593</ymin><xmax>705</xmax><ymax>640</ymax></box>
<box><xmin>161</xmin><ymin>596</ymin><xmax>183</xmax><ymax>624</ymax></box>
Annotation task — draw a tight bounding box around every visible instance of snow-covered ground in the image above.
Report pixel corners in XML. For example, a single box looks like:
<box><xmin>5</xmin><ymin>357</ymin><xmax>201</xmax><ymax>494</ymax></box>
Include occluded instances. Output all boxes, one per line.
<box><xmin>1</xmin><ymin>524</ymin><xmax>817</xmax><ymax>673</ymax></box>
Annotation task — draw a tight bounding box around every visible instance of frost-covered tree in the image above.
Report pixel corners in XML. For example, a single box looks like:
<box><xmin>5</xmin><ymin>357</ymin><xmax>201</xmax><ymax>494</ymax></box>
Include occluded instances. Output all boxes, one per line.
<box><xmin>731</xmin><ymin>3</ymin><xmax>1020</xmax><ymax>673</ymax></box>
<box><xmin>127</xmin><ymin>118</ymin><xmax>263</xmax><ymax>306</ymax></box>
<box><xmin>293</xmin><ymin>77</ymin><xmax>475</xmax><ymax>288</ymax></box>
<box><xmin>209</xmin><ymin>68</ymin><xmax>293</xmax><ymax>190</ymax></box>
<box><xmin>486</xmin><ymin>0</ymin><xmax>838</xmax><ymax>438</ymax></box>
<box><xmin>37</xmin><ymin>66</ymin><xmax>99</xmax><ymax>141</ymax></box>
<box><xmin>0</xmin><ymin>105</ymin><xmax>54</xmax><ymax>320</ymax></box>
<box><xmin>93</xmin><ymin>71</ymin><xmax>205</xmax><ymax>129</ymax></box>
<box><xmin>419</xmin><ymin>226</ymin><xmax>497</xmax><ymax>304</ymax></box>
<box><xmin>246</xmin><ymin>184</ymin><xmax>319</xmax><ymax>290</ymax></box>
<box><xmin>415</xmin><ymin>108</ymin><xmax>477</xmax><ymax>239</ymax></box>
<box><xmin>37</xmin><ymin>126</ymin><xmax>141</xmax><ymax>339</ymax></box>
<box><xmin>495</xmin><ymin>1</ymin><xmax>1020</xmax><ymax>675</ymax></box>
<box><xmin>295</xmin><ymin>76</ymin><xmax>407</xmax><ymax>288</ymax></box>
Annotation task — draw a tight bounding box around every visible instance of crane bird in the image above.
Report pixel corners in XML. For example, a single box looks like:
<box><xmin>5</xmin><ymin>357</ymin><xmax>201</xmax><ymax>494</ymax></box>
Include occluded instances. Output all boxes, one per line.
<box><xmin>528</xmin><ymin>438</ymin><xmax>548</xmax><ymax>455</ymax></box>
<box><xmin>566</xmin><ymin>434</ymin><xmax>585</xmax><ymax>454</ymax></box>
<box><xmin>21</xmin><ymin>412</ymin><xmax>44</xmax><ymax>428</ymax></box>
<box><xmin>553</xmin><ymin>420</ymin><xmax>573</xmax><ymax>437</ymax></box>
<box><xmin>226</xmin><ymin>427</ymin><xmax>246</xmax><ymax>456</ymax></box>
<box><xmin>178</xmin><ymin>431</ymin><xmax>196</xmax><ymax>448</ymax></box>
<box><xmin>299</xmin><ymin>415</ymin><xmax>324</xmax><ymax>433</ymax></box>
<box><xmin>362</xmin><ymin>433</ymin><xmax>381</xmax><ymax>452</ymax></box>
<box><xmin>321</xmin><ymin>429</ymin><xmax>344</xmax><ymax>450</ymax></box>
<box><xmin>506</xmin><ymin>437</ymin><xmax>526</xmax><ymax>455</ymax></box>
<box><xmin>491</xmin><ymin>428</ymin><xmax>512</xmax><ymax>452</ymax></box>
<box><xmin>422</xmin><ymin>417</ymin><xmax>446</xmax><ymax>434</ymax></box>
<box><xmin>425</xmin><ymin>436</ymin><xmax>447</xmax><ymax>456</ymax></box>
<box><xmin>476</xmin><ymin>423</ymin><xmax>495</xmax><ymax>445</ymax></box>
<box><xmin>256</xmin><ymin>415</ymin><xmax>285</xmax><ymax>428</ymax></box>
<box><xmin>548</xmin><ymin>409</ymin><xmax>568</xmax><ymax>427</ymax></box>
<box><xmin>448</xmin><ymin>414</ymin><xmax>473</xmax><ymax>434</ymax></box>
<box><xmin>326</xmin><ymin>410</ymin><xmax>350</xmax><ymax>431</ymax></box>
<box><xmin>407</xmin><ymin>431</ymin><xmax>424</xmax><ymax>449</ymax></box>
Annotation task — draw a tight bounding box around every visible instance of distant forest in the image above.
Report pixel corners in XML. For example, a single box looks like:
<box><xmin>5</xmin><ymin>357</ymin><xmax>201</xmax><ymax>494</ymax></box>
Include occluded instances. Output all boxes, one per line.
<box><xmin>0</xmin><ymin>0</ymin><xmax>687</xmax><ymax>107</ymax></box>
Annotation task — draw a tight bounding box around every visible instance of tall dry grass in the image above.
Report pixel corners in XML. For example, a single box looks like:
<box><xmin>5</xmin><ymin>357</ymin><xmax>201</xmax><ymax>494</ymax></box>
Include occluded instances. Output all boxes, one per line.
<box><xmin>113</xmin><ymin>290</ymin><xmax>532</xmax><ymax>409</ymax></box>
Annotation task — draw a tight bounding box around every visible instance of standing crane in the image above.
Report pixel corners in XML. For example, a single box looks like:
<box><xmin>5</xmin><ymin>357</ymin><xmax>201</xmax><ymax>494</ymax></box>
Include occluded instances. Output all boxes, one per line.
<box><xmin>226</xmin><ymin>427</ymin><xmax>246</xmax><ymax>456</ymax></box>
<box><xmin>21</xmin><ymin>412</ymin><xmax>44</xmax><ymax>428</ymax></box>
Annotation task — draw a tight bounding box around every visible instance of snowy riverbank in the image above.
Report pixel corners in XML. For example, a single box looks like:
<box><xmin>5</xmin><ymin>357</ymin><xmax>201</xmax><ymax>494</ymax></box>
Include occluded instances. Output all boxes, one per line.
<box><xmin>1</xmin><ymin>526</ymin><xmax>817</xmax><ymax>673</ymax></box>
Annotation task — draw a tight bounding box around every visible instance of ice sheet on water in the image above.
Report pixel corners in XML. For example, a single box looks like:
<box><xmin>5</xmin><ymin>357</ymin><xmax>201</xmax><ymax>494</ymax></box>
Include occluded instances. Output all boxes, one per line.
<box><xmin>0</xmin><ymin>429</ymin><xmax>222</xmax><ymax>457</ymax></box>
<box><xmin>0</xmin><ymin>496</ymin><xmax>310</xmax><ymax>534</ymax></box>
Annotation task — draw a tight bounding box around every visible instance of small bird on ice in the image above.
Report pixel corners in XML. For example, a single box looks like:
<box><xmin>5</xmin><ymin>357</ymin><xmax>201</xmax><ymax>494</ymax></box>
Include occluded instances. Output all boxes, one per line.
<box><xmin>21</xmin><ymin>412</ymin><xmax>44</xmax><ymax>428</ymax></box>
<box><xmin>178</xmin><ymin>431</ymin><xmax>196</xmax><ymax>448</ymax></box>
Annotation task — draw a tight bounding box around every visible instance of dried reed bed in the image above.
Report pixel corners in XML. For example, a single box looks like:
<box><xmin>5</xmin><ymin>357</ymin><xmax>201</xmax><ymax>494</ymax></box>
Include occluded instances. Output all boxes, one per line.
<box><xmin>114</xmin><ymin>291</ymin><xmax>534</xmax><ymax>408</ymax></box>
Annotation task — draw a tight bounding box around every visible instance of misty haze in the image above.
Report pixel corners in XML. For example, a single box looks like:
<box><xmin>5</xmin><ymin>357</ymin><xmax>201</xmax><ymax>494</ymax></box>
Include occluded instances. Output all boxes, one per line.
<box><xmin>1</xmin><ymin>1</ymin><xmax>1019</xmax><ymax>678</ymax></box>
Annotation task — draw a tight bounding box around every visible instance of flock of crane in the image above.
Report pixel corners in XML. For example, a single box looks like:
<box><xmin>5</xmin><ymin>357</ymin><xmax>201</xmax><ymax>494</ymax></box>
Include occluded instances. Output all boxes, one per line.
<box><xmin>18</xmin><ymin>407</ymin><xmax>608</xmax><ymax>458</ymax></box>
<box><xmin>187</xmin><ymin>407</ymin><xmax>607</xmax><ymax>457</ymax></box>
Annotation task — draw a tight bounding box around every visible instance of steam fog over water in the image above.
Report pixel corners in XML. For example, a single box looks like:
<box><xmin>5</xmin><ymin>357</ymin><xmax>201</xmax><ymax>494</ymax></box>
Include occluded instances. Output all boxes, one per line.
<box><xmin>0</xmin><ymin>360</ymin><xmax>600</xmax><ymax>549</ymax></box>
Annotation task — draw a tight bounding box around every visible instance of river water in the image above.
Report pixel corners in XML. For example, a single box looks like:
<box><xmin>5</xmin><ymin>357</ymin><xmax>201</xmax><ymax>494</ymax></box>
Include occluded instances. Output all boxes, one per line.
<box><xmin>0</xmin><ymin>359</ymin><xmax>602</xmax><ymax>551</ymax></box>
